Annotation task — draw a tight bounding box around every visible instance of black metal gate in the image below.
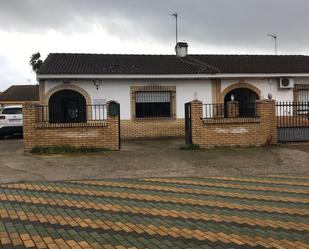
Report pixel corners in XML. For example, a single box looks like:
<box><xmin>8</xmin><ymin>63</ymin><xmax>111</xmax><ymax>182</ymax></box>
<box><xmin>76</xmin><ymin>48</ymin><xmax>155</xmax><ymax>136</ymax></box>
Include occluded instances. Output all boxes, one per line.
<box><xmin>276</xmin><ymin>101</ymin><xmax>309</xmax><ymax>142</ymax></box>
<box><xmin>185</xmin><ymin>102</ymin><xmax>192</xmax><ymax>144</ymax></box>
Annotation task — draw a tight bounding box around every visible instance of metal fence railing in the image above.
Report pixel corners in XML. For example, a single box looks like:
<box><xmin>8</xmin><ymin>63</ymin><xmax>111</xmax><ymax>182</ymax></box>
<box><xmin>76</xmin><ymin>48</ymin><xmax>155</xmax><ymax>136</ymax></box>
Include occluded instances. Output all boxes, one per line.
<box><xmin>276</xmin><ymin>101</ymin><xmax>309</xmax><ymax>128</ymax></box>
<box><xmin>203</xmin><ymin>103</ymin><xmax>225</xmax><ymax>119</ymax></box>
<box><xmin>203</xmin><ymin>102</ymin><xmax>260</xmax><ymax>119</ymax></box>
<box><xmin>35</xmin><ymin>104</ymin><xmax>108</xmax><ymax>123</ymax></box>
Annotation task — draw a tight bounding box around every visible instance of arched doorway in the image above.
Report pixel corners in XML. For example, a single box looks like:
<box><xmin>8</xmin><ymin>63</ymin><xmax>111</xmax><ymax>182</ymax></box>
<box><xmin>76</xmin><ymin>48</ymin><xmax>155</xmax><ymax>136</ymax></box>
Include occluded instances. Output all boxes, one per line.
<box><xmin>224</xmin><ymin>88</ymin><xmax>259</xmax><ymax>117</ymax></box>
<box><xmin>49</xmin><ymin>90</ymin><xmax>87</xmax><ymax>123</ymax></box>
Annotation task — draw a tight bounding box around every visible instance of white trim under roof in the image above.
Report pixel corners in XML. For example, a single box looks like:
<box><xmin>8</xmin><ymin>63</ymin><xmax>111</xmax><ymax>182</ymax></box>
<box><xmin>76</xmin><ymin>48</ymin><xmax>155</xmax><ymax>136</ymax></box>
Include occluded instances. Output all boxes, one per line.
<box><xmin>37</xmin><ymin>73</ymin><xmax>309</xmax><ymax>80</ymax></box>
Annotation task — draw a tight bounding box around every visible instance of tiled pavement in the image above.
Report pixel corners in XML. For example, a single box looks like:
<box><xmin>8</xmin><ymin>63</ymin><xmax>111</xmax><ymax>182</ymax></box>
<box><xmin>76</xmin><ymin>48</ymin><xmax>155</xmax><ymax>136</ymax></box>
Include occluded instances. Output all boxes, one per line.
<box><xmin>0</xmin><ymin>175</ymin><xmax>308</xmax><ymax>249</ymax></box>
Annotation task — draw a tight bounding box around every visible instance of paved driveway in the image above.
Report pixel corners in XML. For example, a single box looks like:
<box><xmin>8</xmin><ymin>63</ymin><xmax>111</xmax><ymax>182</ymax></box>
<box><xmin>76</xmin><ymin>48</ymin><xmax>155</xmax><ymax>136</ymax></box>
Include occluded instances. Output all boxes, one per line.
<box><xmin>1</xmin><ymin>138</ymin><xmax>309</xmax><ymax>183</ymax></box>
<box><xmin>0</xmin><ymin>174</ymin><xmax>308</xmax><ymax>249</ymax></box>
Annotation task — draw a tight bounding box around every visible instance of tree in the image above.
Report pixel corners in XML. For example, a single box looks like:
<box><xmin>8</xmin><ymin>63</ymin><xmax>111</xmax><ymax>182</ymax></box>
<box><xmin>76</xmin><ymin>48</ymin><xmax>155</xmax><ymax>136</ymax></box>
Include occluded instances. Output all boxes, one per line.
<box><xmin>29</xmin><ymin>52</ymin><xmax>43</xmax><ymax>72</ymax></box>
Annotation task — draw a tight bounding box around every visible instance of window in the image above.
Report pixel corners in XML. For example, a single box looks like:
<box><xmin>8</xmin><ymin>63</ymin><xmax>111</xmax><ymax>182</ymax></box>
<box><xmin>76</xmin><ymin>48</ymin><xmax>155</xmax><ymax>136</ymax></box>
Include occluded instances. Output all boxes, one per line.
<box><xmin>135</xmin><ymin>91</ymin><xmax>171</xmax><ymax>118</ymax></box>
<box><xmin>298</xmin><ymin>89</ymin><xmax>309</xmax><ymax>102</ymax></box>
<box><xmin>2</xmin><ymin>108</ymin><xmax>22</xmax><ymax>115</ymax></box>
<box><xmin>297</xmin><ymin>89</ymin><xmax>309</xmax><ymax>115</ymax></box>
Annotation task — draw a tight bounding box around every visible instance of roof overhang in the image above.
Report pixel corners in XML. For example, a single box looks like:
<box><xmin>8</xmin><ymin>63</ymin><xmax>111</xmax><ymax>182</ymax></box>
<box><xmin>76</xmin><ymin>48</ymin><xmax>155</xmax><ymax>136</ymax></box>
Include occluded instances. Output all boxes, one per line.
<box><xmin>37</xmin><ymin>73</ymin><xmax>309</xmax><ymax>80</ymax></box>
<box><xmin>0</xmin><ymin>100</ymin><xmax>39</xmax><ymax>103</ymax></box>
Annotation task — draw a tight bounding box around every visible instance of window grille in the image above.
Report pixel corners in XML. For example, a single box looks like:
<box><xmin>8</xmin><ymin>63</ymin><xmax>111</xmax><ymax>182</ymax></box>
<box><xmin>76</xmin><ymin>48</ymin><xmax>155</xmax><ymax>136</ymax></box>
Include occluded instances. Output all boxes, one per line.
<box><xmin>298</xmin><ymin>89</ymin><xmax>309</xmax><ymax>103</ymax></box>
<box><xmin>136</xmin><ymin>92</ymin><xmax>171</xmax><ymax>103</ymax></box>
<box><xmin>135</xmin><ymin>91</ymin><xmax>171</xmax><ymax>118</ymax></box>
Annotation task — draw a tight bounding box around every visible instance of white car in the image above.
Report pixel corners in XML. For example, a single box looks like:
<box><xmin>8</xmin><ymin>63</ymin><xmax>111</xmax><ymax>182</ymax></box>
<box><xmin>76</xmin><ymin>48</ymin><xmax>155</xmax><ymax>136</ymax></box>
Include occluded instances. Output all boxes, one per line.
<box><xmin>0</xmin><ymin>105</ymin><xmax>23</xmax><ymax>138</ymax></box>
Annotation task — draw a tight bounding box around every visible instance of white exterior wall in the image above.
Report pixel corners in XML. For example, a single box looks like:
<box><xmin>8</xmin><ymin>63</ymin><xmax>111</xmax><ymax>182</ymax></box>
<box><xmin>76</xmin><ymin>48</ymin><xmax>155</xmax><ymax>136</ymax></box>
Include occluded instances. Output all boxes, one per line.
<box><xmin>45</xmin><ymin>79</ymin><xmax>212</xmax><ymax>119</ymax></box>
<box><xmin>45</xmin><ymin>77</ymin><xmax>309</xmax><ymax>120</ymax></box>
<box><xmin>221</xmin><ymin>78</ymin><xmax>309</xmax><ymax>102</ymax></box>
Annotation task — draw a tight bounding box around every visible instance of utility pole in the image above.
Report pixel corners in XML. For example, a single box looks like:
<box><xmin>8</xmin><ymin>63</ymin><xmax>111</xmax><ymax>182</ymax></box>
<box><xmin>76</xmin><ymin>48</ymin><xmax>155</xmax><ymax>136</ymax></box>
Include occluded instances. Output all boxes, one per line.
<box><xmin>267</xmin><ymin>34</ymin><xmax>278</xmax><ymax>55</ymax></box>
<box><xmin>169</xmin><ymin>12</ymin><xmax>178</xmax><ymax>44</ymax></box>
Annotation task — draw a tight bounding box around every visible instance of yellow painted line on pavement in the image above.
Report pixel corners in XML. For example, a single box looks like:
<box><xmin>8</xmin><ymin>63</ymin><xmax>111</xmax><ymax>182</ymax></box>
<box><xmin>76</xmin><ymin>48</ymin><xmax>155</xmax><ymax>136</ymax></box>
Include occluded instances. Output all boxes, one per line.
<box><xmin>140</xmin><ymin>178</ymin><xmax>309</xmax><ymax>195</ymax></box>
<box><xmin>268</xmin><ymin>175</ymin><xmax>309</xmax><ymax>180</ymax></box>
<box><xmin>69</xmin><ymin>180</ymin><xmax>309</xmax><ymax>204</ymax></box>
<box><xmin>0</xmin><ymin>209</ymin><xmax>308</xmax><ymax>249</ymax></box>
<box><xmin>0</xmin><ymin>231</ymin><xmax>137</xmax><ymax>249</ymax></box>
<box><xmin>203</xmin><ymin>176</ymin><xmax>309</xmax><ymax>187</ymax></box>
<box><xmin>1</xmin><ymin>199</ymin><xmax>308</xmax><ymax>233</ymax></box>
<box><xmin>2</xmin><ymin>183</ymin><xmax>309</xmax><ymax>219</ymax></box>
<box><xmin>0</xmin><ymin>193</ymin><xmax>307</xmax><ymax>225</ymax></box>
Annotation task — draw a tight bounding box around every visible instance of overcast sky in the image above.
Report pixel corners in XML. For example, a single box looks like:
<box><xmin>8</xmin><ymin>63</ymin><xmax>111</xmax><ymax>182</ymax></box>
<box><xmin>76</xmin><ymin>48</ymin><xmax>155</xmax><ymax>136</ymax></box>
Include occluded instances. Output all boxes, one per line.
<box><xmin>0</xmin><ymin>0</ymin><xmax>309</xmax><ymax>91</ymax></box>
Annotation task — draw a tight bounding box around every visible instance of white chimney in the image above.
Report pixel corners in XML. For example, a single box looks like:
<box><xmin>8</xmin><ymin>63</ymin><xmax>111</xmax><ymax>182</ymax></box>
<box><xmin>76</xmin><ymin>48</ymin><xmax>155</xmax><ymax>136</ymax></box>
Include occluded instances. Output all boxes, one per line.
<box><xmin>175</xmin><ymin>42</ymin><xmax>188</xmax><ymax>57</ymax></box>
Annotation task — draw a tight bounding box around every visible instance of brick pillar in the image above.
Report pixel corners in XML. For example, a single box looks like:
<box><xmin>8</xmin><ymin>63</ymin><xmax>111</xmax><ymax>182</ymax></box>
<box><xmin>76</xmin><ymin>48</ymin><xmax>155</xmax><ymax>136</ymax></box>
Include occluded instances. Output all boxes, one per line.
<box><xmin>190</xmin><ymin>100</ymin><xmax>203</xmax><ymax>146</ymax></box>
<box><xmin>23</xmin><ymin>104</ymin><xmax>37</xmax><ymax>152</ymax></box>
<box><xmin>227</xmin><ymin>101</ymin><xmax>239</xmax><ymax>118</ymax></box>
<box><xmin>258</xmin><ymin>99</ymin><xmax>277</xmax><ymax>145</ymax></box>
<box><xmin>106</xmin><ymin>116</ymin><xmax>120</xmax><ymax>150</ymax></box>
<box><xmin>39</xmin><ymin>80</ymin><xmax>45</xmax><ymax>104</ymax></box>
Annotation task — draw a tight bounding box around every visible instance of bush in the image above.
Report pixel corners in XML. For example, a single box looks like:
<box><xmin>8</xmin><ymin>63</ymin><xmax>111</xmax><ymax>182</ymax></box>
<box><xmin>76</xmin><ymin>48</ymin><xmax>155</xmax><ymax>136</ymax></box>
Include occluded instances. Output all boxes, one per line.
<box><xmin>31</xmin><ymin>146</ymin><xmax>108</xmax><ymax>154</ymax></box>
<box><xmin>180</xmin><ymin>144</ymin><xmax>200</xmax><ymax>150</ymax></box>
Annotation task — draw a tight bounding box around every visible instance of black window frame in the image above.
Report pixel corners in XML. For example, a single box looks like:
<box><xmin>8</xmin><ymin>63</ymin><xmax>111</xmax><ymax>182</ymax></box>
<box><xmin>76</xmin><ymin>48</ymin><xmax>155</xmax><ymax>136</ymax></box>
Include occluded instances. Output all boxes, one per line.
<box><xmin>135</xmin><ymin>91</ymin><xmax>172</xmax><ymax>119</ymax></box>
<box><xmin>2</xmin><ymin>108</ymin><xmax>22</xmax><ymax>115</ymax></box>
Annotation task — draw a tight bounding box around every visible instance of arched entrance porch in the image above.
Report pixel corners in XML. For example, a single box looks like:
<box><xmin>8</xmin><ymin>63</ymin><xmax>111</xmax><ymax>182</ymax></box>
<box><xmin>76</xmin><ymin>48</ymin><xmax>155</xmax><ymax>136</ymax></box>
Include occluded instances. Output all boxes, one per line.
<box><xmin>224</xmin><ymin>88</ymin><xmax>259</xmax><ymax>117</ymax></box>
<box><xmin>48</xmin><ymin>90</ymin><xmax>87</xmax><ymax>123</ymax></box>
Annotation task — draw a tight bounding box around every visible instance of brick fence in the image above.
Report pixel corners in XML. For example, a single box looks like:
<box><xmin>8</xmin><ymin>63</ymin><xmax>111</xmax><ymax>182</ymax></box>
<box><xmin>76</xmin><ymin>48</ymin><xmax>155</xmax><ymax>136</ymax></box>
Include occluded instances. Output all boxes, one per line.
<box><xmin>23</xmin><ymin>103</ymin><xmax>120</xmax><ymax>152</ymax></box>
<box><xmin>190</xmin><ymin>99</ymin><xmax>277</xmax><ymax>148</ymax></box>
<box><xmin>121</xmin><ymin>119</ymin><xmax>184</xmax><ymax>139</ymax></box>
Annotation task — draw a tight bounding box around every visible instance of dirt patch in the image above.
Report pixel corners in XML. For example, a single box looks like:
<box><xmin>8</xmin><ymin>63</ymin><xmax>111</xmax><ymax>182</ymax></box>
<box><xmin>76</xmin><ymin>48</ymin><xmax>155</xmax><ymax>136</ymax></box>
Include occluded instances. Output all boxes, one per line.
<box><xmin>0</xmin><ymin>137</ymin><xmax>308</xmax><ymax>183</ymax></box>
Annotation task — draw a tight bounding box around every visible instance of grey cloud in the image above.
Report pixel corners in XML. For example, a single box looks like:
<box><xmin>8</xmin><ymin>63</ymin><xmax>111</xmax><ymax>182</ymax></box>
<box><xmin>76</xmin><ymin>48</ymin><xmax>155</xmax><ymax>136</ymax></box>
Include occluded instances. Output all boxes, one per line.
<box><xmin>0</xmin><ymin>56</ymin><xmax>32</xmax><ymax>90</ymax></box>
<box><xmin>0</xmin><ymin>0</ymin><xmax>309</xmax><ymax>53</ymax></box>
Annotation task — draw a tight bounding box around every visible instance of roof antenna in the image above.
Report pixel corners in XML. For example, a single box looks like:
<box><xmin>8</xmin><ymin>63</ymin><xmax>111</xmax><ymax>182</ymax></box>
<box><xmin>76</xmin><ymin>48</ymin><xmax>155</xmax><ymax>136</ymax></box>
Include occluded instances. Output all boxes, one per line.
<box><xmin>169</xmin><ymin>12</ymin><xmax>178</xmax><ymax>44</ymax></box>
<box><xmin>267</xmin><ymin>33</ymin><xmax>278</xmax><ymax>55</ymax></box>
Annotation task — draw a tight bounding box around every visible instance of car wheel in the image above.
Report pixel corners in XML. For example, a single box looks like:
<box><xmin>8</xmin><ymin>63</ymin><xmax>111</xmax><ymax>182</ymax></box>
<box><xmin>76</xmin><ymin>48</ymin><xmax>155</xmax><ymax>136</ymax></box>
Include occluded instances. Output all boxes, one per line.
<box><xmin>0</xmin><ymin>134</ymin><xmax>4</xmax><ymax>139</ymax></box>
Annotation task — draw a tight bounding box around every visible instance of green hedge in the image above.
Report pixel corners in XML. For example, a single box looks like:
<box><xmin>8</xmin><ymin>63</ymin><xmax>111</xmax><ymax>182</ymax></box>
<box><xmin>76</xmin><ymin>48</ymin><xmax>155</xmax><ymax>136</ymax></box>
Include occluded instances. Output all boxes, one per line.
<box><xmin>31</xmin><ymin>146</ymin><xmax>108</xmax><ymax>154</ymax></box>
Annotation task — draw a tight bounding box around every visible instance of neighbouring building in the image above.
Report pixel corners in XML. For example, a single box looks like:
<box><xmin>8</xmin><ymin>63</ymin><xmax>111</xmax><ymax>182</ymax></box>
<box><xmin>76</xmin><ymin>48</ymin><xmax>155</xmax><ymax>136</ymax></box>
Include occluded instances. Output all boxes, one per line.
<box><xmin>23</xmin><ymin>42</ymin><xmax>309</xmax><ymax>150</ymax></box>
<box><xmin>0</xmin><ymin>85</ymin><xmax>39</xmax><ymax>109</ymax></box>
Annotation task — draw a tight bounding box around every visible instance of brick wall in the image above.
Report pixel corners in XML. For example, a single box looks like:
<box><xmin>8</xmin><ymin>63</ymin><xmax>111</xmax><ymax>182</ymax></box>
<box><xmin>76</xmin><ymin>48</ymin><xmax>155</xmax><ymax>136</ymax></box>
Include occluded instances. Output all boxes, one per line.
<box><xmin>23</xmin><ymin>103</ymin><xmax>120</xmax><ymax>152</ymax></box>
<box><xmin>190</xmin><ymin>99</ymin><xmax>277</xmax><ymax>148</ymax></box>
<box><xmin>122</xmin><ymin>84</ymin><xmax>183</xmax><ymax>139</ymax></box>
<box><xmin>121</xmin><ymin>119</ymin><xmax>184</xmax><ymax>138</ymax></box>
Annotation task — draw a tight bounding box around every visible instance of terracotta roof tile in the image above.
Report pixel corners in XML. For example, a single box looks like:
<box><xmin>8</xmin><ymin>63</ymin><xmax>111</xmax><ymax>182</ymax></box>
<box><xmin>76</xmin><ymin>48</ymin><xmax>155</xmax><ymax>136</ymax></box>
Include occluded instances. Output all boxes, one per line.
<box><xmin>0</xmin><ymin>85</ymin><xmax>39</xmax><ymax>102</ymax></box>
<box><xmin>37</xmin><ymin>53</ymin><xmax>309</xmax><ymax>75</ymax></box>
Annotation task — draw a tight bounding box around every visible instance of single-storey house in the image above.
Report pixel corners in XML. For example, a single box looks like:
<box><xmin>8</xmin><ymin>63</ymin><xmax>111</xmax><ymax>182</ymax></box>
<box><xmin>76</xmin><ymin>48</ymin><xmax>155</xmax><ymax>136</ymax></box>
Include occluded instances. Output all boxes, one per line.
<box><xmin>33</xmin><ymin>42</ymin><xmax>309</xmax><ymax>141</ymax></box>
<box><xmin>0</xmin><ymin>85</ymin><xmax>39</xmax><ymax>109</ymax></box>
